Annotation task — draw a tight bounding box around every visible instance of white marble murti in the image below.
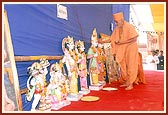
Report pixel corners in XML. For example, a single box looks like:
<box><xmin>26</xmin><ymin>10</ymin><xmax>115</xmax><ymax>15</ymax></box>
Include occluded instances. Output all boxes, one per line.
<box><xmin>98</xmin><ymin>81</ymin><xmax>106</xmax><ymax>86</ymax></box>
<box><xmin>50</xmin><ymin>100</ymin><xmax>71</xmax><ymax>110</ymax></box>
<box><xmin>66</xmin><ymin>93</ymin><xmax>83</xmax><ymax>101</ymax></box>
<box><xmin>79</xmin><ymin>89</ymin><xmax>90</xmax><ymax>95</ymax></box>
<box><xmin>89</xmin><ymin>84</ymin><xmax>104</xmax><ymax>91</ymax></box>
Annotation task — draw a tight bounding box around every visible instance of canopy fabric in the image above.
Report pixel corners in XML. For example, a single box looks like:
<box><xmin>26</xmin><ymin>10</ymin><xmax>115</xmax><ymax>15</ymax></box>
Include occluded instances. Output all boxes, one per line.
<box><xmin>150</xmin><ymin>4</ymin><xmax>165</xmax><ymax>32</ymax></box>
<box><xmin>130</xmin><ymin>3</ymin><xmax>165</xmax><ymax>33</ymax></box>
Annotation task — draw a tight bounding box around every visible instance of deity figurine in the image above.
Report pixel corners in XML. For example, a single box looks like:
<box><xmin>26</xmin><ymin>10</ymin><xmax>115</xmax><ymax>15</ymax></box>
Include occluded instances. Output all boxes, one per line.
<box><xmin>62</xmin><ymin>36</ymin><xmax>83</xmax><ymax>101</ymax></box>
<box><xmin>87</xmin><ymin>28</ymin><xmax>103</xmax><ymax>90</ymax></box>
<box><xmin>39</xmin><ymin>58</ymin><xmax>50</xmax><ymax>76</ymax></box>
<box><xmin>97</xmin><ymin>43</ymin><xmax>107</xmax><ymax>85</ymax></box>
<box><xmin>99</xmin><ymin>33</ymin><xmax>120</xmax><ymax>84</ymax></box>
<box><xmin>46</xmin><ymin>62</ymin><xmax>70</xmax><ymax>110</ymax></box>
<box><xmin>75</xmin><ymin>40</ymin><xmax>90</xmax><ymax>94</ymax></box>
<box><xmin>26</xmin><ymin>61</ymin><xmax>51</xmax><ymax>111</ymax></box>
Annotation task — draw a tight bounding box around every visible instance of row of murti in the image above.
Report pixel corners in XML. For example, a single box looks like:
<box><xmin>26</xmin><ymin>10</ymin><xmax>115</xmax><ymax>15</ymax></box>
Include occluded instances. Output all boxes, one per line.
<box><xmin>26</xmin><ymin>28</ymin><xmax>120</xmax><ymax>111</ymax></box>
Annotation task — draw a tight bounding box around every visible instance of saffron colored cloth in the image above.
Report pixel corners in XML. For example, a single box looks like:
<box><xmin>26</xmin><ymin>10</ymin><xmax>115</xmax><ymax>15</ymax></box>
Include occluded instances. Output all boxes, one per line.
<box><xmin>111</xmin><ymin>21</ymin><xmax>139</xmax><ymax>85</ymax></box>
<box><xmin>113</xmin><ymin>12</ymin><xmax>124</xmax><ymax>21</ymax></box>
<box><xmin>135</xmin><ymin>52</ymin><xmax>146</xmax><ymax>84</ymax></box>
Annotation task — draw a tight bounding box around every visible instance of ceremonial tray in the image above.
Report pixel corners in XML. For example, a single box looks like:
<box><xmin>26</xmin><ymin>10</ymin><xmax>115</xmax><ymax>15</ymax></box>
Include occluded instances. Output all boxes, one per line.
<box><xmin>102</xmin><ymin>87</ymin><xmax>118</xmax><ymax>91</ymax></box>
<box><xmin>81</xmin><ymin>96</ymin><xmax>100</xmax><ymax>102</ymax></box>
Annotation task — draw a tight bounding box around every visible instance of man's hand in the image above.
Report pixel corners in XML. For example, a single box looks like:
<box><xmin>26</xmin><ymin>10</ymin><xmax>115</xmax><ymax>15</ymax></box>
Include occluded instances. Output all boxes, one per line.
<box><xmin>98</xmin><ymin>39</ymin><xmax>103</xmax><ymax>44</ymax></box>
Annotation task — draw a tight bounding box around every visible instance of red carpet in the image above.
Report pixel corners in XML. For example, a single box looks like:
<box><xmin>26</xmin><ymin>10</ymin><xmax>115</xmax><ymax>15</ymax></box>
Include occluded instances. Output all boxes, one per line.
<box><xmin>57</xmin><ymin>70</ymin><xmax>164</xmax><ymax>112</ymax></box>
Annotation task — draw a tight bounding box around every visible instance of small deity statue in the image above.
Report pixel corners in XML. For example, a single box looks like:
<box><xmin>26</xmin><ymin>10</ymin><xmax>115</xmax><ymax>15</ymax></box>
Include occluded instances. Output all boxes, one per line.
<box><xmin>26</xmin><ymin>62</ymin><xmax>50</xmax><ymax>111</ymax></box>
<box><xmin>39</xmin><ymin>58</ymin><xmax>50</xmax><ymax>76</ymax></box>
<box><xmin>75</xmin><ymin>40</ymin><xmax>89</xmax><ymax>92</ymax></box>
<box><xmin>62</xmin><ymin>36</ymin><xmax>79</xmax><ymax>95</ymax></box>
<box><xmin>87</xmin><ymin>28</ymin><xmax>99</xmax><ymax>85</ymax></box>
<box><xmin>97</xmin><ymin>43</ymin><xmax>107</xmax><ymax>84</ymax></box>
<box><xmin>46</xmin><ymin>62</ymin><xmax>70</xmax><ymax>110</ymax></box>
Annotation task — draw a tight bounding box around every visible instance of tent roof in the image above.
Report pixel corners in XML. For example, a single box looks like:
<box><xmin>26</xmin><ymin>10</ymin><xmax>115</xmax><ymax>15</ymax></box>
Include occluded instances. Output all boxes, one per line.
<box><xmin>131</xmin><ymin>3</ymin><xmax>165</xmax><ymax>33</ymax></box>
<box><xmin>150</xmin><ymin>4</ymin><xmax>164</xmax><ymax>32</ymax></box>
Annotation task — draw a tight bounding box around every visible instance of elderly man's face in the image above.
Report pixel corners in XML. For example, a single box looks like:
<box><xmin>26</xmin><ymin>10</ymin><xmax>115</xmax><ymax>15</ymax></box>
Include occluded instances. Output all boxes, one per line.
<box><xmin>115</xmin><ymin>19</ymin><xmax>124</xmax><ymax>28</ymax></box>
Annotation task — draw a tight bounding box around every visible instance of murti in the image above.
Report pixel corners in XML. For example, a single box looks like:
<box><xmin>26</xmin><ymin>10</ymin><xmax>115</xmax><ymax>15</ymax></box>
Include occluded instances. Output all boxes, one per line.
<box><xmin>87</xmin><ymin>28</ymin><xmax>99</xmax><ymax>85</ymax></box>
<box><xmin>26</xmin><ymin>59</ymin><xmax>50</xmax><ymax>111</ymax></box>
<box><xmin>47</xmin><ymin>62</ymin><xmax>70</xmax><ymax>110</ymax></box>
<box><xmin>62</xmin><ymin>36</ymin><xmax>79</xmax><ymax>95</ymax></box>
<box><xmin>97</xmin><ymin>43</ymin><xmax>107</xmax><ymax>84</ymax></box>
<box><xmin>75</xmin><ymin>40</ymin><xmax>88</xmax><ymax>91</ymax></box>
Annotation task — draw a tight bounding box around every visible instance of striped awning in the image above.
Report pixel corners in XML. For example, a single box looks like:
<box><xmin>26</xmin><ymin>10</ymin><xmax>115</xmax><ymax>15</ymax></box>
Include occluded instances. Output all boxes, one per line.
<box><xmin>130</xmin><ymin>3</ymin><xmax>165</xmax><ymax>33</ymax></box>
<box><xmin>150</xmin><ymin>4</ymin><xmax>165</xmax><ymax>32</ymax></box>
